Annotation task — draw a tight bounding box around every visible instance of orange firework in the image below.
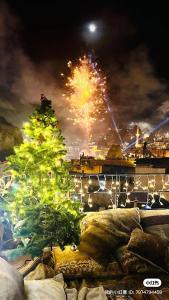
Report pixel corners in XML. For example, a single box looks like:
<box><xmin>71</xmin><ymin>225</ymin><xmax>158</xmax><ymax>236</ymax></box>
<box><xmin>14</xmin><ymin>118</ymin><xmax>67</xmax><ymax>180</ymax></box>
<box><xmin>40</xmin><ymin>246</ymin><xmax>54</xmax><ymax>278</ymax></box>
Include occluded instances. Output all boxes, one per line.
<box><xmin>64</xmin><ymin>56</ymin><xmax>107</xmax><ymax>135</ymax></box>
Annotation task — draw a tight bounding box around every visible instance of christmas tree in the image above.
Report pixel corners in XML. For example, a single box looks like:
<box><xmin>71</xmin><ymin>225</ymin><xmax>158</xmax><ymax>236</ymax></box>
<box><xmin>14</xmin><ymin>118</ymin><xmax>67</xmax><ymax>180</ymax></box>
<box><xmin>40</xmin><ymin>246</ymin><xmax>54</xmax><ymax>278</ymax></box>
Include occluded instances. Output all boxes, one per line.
<box><xmin>3</xmin><ymin>95</ymin><xmax>82</xmax><ymax>258</ymax></box>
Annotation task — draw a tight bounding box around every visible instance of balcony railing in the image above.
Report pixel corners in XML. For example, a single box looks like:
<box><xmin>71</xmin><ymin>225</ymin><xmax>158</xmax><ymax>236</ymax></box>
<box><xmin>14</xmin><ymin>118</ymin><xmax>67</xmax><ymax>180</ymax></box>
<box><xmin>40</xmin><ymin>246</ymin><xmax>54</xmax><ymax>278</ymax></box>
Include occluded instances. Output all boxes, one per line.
<box><xmin>70</xmin><ymin>173</ymin><xmax>169</xmax><ymax>211</ymax></box>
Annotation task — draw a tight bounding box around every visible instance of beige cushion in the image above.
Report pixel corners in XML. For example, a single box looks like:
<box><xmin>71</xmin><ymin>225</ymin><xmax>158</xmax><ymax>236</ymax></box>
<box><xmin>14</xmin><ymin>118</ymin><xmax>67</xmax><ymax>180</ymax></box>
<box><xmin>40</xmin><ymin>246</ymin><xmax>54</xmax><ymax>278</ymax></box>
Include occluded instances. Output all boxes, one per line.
<box><xmin>24</xmin><ymin>274</ymin><xmax>66</xmax><ymax>300</ymax></box>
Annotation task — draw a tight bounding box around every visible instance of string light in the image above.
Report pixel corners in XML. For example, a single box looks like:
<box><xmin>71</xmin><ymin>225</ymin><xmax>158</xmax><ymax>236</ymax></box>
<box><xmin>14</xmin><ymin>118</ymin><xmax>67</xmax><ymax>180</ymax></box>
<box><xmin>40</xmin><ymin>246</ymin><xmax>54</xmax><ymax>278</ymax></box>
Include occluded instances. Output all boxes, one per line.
<box><xmin>6</xmin><ymin>172</ymin><xmax>167</xmax><ymax>211</ymax></box>
<box><xmin>74</xmin><ymin>177</ymin><xmax>78</xmax><ymax>183</ymax></box>
<box><xmin>88</xmin><ymin>195</ymin><xmax>93</xmax><ymax>208</ymax></box>
<box><xmin>108</xmin><ymin>204</ymin><xmax>113</xmax><ymax>209</ymax></box>
<box><xmin>88</xmin><ymin>177</ymin><xmax>92</xmax><ymax>184</ymax></box>
<box><xmin>73</xmin><ymin>174</ymin><xmax>169</xmax><ymax>209</ymax></box>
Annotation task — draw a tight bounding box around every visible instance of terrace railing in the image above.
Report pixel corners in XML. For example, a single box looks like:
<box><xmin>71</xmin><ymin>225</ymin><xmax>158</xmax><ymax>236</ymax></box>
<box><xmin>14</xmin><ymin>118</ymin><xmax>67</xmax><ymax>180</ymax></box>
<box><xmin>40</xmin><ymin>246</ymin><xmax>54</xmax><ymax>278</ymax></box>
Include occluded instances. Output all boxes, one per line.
<box><xmin>70</xmin><ymin>173</ymin><xmax>169</xmax><ymax>210</ymax></box>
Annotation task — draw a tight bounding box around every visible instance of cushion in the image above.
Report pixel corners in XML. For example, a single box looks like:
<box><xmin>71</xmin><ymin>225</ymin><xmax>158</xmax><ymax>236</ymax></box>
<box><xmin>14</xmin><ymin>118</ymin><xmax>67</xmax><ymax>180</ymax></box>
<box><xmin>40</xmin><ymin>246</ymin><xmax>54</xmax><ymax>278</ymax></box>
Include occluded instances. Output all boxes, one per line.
<box><xmin>24</xmin><ymin>274</ymin><xmax>66</xmax><ymax>300</ymax></box>
<box><xmin>116</xmin><ymin>245</ymin><xmax>166</xmax><ymax>275</ymax></box>
<box><xmin>127</xmin><ymin>228</ymin><xmax>167</xmax><ymax>269</ymax></box>
<box><xmin>0</xmin><ymin>257</ymin><xmax>24</xmax><ymax>300</ymax></box>
<box><xmin>79</xmin><ymin>208</ymin><xmax>141</xmax><ymax>261</ymax></box>
<box><xmin>53</xmin><ymin>246</ymin><xmax>122</xmax><ymax>279</ymax></box>
<box><xmin>140</xmin><ymin>209</ymin><xmax>169</xmax><ymax>243</ymax></box>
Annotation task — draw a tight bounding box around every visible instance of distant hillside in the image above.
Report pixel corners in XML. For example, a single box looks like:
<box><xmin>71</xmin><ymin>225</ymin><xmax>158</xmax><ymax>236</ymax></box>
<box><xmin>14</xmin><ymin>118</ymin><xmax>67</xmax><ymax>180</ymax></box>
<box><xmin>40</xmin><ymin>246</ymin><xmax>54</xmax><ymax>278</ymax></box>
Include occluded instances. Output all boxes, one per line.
<box><xmin>0</xmin><ymin>117</ymin><xmax>22</xmax><ymax>161</ymax></box>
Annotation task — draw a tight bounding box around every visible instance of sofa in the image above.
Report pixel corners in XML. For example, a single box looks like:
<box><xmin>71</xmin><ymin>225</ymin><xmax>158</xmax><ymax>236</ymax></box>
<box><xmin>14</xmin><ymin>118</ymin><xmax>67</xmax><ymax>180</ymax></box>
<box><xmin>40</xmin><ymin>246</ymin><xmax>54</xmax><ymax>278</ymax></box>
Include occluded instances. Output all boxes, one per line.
<box><xmin>1</xmin><ymin>208</ymin><xmax>169</xmax><ymax>299</ymax></box>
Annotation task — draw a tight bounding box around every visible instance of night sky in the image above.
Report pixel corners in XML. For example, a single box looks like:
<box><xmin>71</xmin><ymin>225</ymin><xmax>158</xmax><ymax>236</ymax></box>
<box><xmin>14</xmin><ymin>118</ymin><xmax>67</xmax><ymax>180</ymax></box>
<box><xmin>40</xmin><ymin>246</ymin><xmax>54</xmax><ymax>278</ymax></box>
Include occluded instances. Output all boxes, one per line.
<box><xmin>1</xmin><ymin>0</ymin><xmax>169</xmax><ymax>139</ymax></box>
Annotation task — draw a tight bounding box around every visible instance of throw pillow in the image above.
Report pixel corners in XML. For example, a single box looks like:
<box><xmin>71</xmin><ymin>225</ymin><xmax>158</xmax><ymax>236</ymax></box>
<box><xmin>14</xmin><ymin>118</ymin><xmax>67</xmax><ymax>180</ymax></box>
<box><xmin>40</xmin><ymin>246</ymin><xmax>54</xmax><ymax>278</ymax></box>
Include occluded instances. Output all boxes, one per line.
<box><xmin>116</xmin><ymin>245</ymin><xmax>166</xmax><ymax>275</ymax></box>
<box><xmin>53</xmin><ymin>246</ymin><xmax>122</xmax><ymax>279</ymax></box>
<box><xmin>24</xmin><ymin>274</ymin><xmax>65</xmax><ymax>300</ymax></box>
<box><xmin>127</xmin><ymin>228</ymin><xmax>166</xmax><ymax>269</ymax></box>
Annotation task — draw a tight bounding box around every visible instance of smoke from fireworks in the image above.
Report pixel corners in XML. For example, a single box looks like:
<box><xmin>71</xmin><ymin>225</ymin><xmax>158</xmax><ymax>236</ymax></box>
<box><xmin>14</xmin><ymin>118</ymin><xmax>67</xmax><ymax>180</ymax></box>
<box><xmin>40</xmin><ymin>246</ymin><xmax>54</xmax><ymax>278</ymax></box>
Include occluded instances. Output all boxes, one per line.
<box><xmin>63</xmin><ymin>56</ymin><xmax>108</xmax><ymax>139</ymax></box>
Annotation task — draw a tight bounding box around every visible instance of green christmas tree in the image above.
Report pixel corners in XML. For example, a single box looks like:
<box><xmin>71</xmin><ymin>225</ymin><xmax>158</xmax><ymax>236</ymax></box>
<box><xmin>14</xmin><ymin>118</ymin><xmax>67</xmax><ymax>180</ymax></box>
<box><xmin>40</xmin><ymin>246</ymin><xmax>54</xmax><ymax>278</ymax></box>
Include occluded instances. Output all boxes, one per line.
<box><xmin>3</xmin><ymin>95</ymin><xmax>82</xmax><ymax>258</ymax></box>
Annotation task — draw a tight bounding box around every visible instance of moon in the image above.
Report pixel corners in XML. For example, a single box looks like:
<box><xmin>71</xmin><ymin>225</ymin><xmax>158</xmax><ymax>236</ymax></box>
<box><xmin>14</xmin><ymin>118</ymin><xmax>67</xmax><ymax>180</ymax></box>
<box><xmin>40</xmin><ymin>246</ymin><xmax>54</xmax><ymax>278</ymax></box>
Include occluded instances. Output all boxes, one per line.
<box><xmin>82</xmin><ymin>21</ymin><xmax>102</xmax><ymax>43</ymax></box>
<box><xmin>88</xmin><ymin>23</ymin><xmax>96</xmax><ymax>33</ymax></box>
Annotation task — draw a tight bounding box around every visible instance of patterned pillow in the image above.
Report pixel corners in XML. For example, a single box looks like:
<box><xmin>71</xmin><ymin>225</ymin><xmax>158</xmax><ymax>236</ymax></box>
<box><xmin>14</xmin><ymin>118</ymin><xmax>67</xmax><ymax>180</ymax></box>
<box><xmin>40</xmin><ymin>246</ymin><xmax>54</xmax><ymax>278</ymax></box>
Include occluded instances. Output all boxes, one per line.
<box><xmin>53</xmin><ymin>246</ymin><xmax>122</xmax><ymax>279</ymax></box>
<box><xmin>140</xmin><ymin>209</ymin><xmax>169</xmax><ymax>243</ymax></box>
<box><xmin>79</xmin><ymin>208</ymin><xmax>141</xmax><ymax>261</ymax></box>
<box><xmin>116</xmin><ymin>245</ymin><xmax>166</xmax><ymax>275</ymax></box>
<box><xmin>127</xmin><ymin>228</ymin><xmax>166</xmax><ymax>269</ymax></box>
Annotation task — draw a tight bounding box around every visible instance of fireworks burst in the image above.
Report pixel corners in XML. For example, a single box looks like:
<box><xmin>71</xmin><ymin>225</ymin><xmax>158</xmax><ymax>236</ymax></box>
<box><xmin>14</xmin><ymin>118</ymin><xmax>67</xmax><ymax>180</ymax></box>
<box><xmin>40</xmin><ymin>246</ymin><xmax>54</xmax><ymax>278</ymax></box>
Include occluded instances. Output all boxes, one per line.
<box><xmin>63</xmin><ymin>55</ymin><xmax>108</xmax><ymax>137</ymax></box>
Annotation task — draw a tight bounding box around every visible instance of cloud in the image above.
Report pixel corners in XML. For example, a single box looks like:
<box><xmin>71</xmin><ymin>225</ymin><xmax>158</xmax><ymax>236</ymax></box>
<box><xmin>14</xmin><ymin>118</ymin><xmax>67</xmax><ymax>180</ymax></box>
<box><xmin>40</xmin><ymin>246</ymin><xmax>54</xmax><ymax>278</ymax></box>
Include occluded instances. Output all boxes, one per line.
<box><xmin>0</xmin><ymin>2</ymin><xmax>79</xmax><ymax>142</ymax></box>
<box><xmin>109</xmin><ymin>47</ymin><xmax>168</xmax><ymax>129</ymax></box>
<box><xmin>157</xmin><ymin>100</ymin><xmax>169</xmax><ymax>116</ymax></box>
<box><xmin>130</xmin><ymin>121</ymin><xmax>152</xmax><ymax>132</ymax></box>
